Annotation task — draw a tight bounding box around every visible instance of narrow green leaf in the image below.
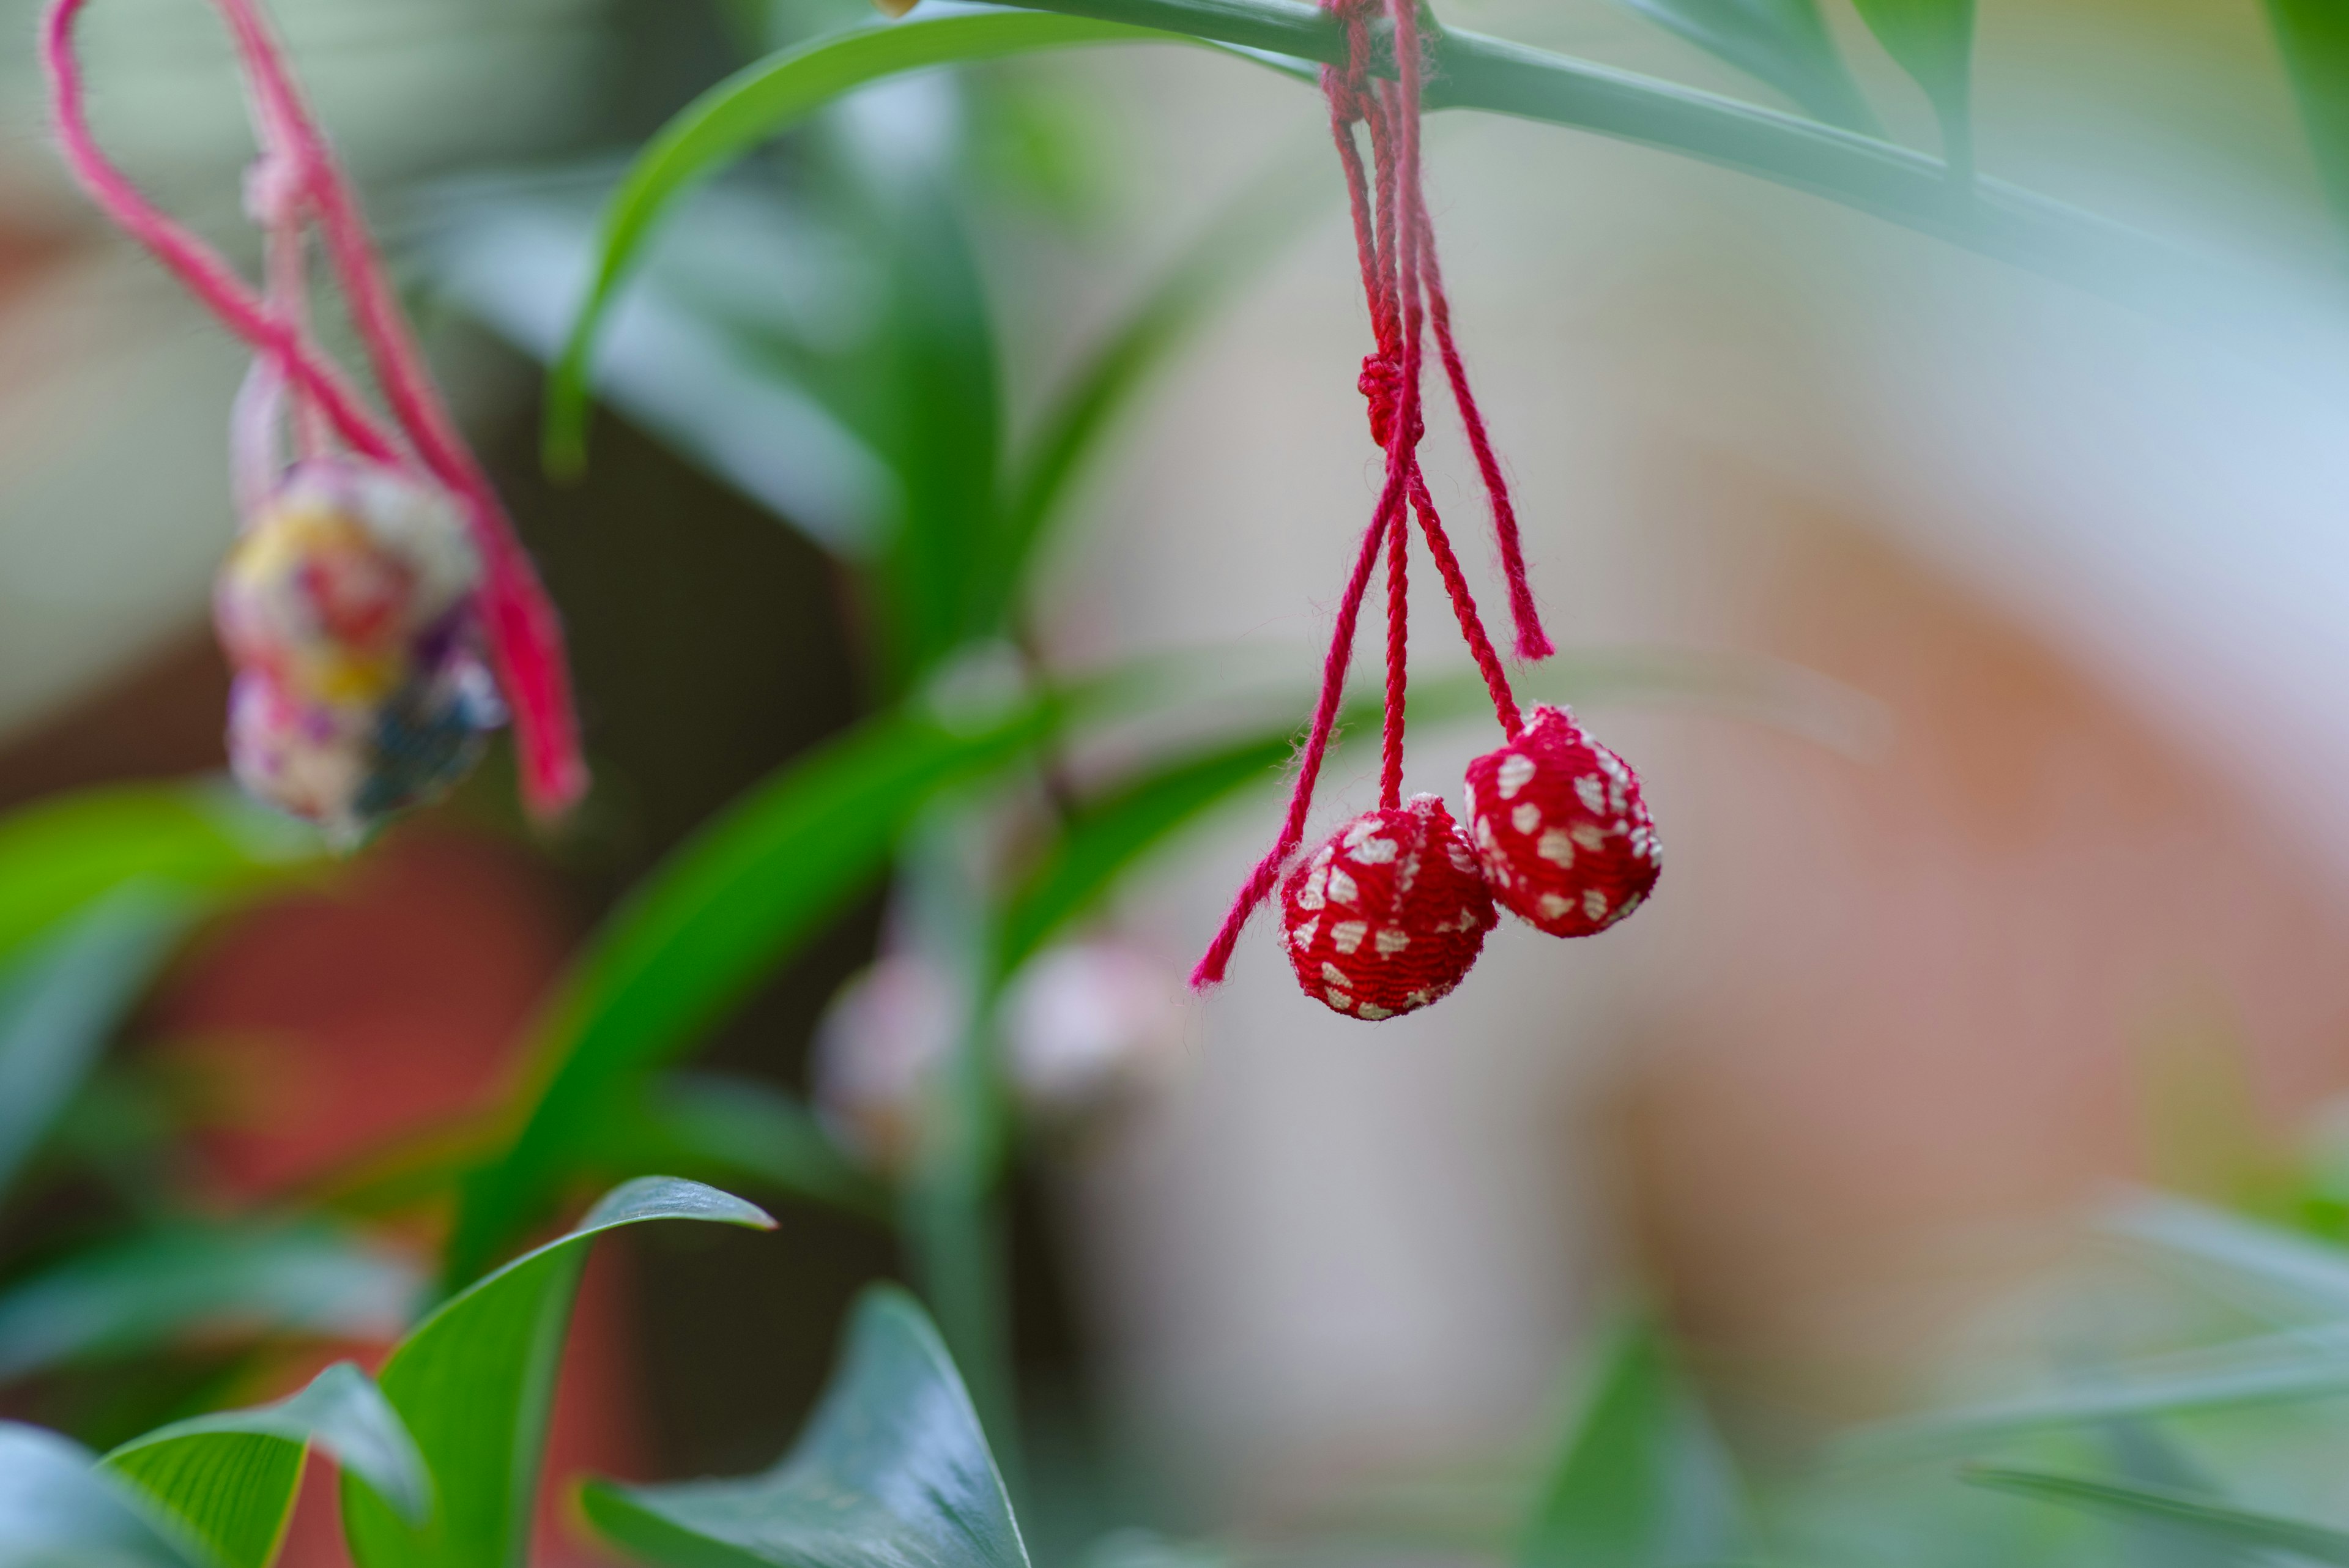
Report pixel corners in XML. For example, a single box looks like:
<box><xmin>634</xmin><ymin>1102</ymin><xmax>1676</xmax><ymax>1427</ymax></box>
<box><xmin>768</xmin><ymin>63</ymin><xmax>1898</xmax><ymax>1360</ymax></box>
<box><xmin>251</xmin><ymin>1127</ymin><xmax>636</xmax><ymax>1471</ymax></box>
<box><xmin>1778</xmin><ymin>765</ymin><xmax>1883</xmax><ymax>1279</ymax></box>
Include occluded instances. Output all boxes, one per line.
<box><xmin>544</xmin><ymin>12</ymin><xmax>1184</xmax><ymax>473</ymax></box>
<box><xmin>2106</xmin><ymin>1194</ymin><xmax>2349</xmax><ymax>1311</ymax></box>
<box><xmin>0</xmin><ymin>1422</ymin><xmax>195</xmax><ymax>1568</ymax></box>
<box><xmin>0</xmin><ymin>782</ymin><xmax>314</xmax><ymax>968</ymax></box>
<box><xmin>999</xmin><ymin>733</ymin><xmax>1292</xmax><ymax>972</ymax></box>
<box><xmin>2265</xmin><ymin>2</ymin><xmax>2349</xmax><ymax>232</ymax></box>
<box><xmin>444</xmin><ymin>699</ymin><xmax>1053</xmax><ymax>1289</ymax></box>
<box><xmin>987</xmin><ymin>155</ymin><xmax>1323</xmax><ymax>632</ymax></box>
<box><xmin>2096</xmin><ymin>1419</ymin><xmax>2252</xmax><ymax>1568</ymax></box>
<box><xmin>0</xmin><ymin>883</ymin><xmax>196</xmax><ymax>1201</ymax></box>
<box><xmin>1520</xmin><ymin>1319</ymin><xmax>1744</xmax><ymax>1568</ymax></box>
<box><xmin>581</xmin><ymin>1285</ymin><xmax>1027</xmax><ymax>1568</ymax></box>
<box><xmin>1619</xmin><ymin>0</ymin><xmax>1879</xmax><ymax>130</ymax></box>
<box><xmin>105</xmin><ymin>1362</ymin><xmax>428</xmax><ymax>1568</ymax></box>
<box><xmin>874</xmin><ymin>179</ymin><xmax>1004</xmax><ymax>683</ymax></box>
<box><xmin>1846</xmin><ymin>0</ymin><xmax>1975</xmax><ymax>179</ymax></box>
<box><xmin>606</xmin><ymin>1071</ymin><xmax>889</xmax><ymax>1221</ymax></box>
<box><xmin>346</xmin><ymin>1178</ymin><xmax>774</xmax><ymax>1568</ymax></box>
<box><xmin>0</xmin><ymin>1225</ymin><xmax>421</xmax><ymax>1382</ymax></box>
<box><xmin>1965</xmin><ymin>1466</ymin><xmax>2349</xmax><ymax>1564</ymax></box>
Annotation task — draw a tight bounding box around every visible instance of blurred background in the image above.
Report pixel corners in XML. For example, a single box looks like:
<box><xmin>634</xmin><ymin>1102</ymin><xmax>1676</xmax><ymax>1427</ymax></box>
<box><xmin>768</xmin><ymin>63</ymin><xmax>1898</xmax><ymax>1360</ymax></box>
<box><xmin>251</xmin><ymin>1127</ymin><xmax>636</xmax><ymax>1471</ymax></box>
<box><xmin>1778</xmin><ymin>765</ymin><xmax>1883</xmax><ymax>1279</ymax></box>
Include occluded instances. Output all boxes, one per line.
<box><xmin>9</xmin><ymin>0</ymin><xmax>2349</xmax><ymax>1562</ymax></box>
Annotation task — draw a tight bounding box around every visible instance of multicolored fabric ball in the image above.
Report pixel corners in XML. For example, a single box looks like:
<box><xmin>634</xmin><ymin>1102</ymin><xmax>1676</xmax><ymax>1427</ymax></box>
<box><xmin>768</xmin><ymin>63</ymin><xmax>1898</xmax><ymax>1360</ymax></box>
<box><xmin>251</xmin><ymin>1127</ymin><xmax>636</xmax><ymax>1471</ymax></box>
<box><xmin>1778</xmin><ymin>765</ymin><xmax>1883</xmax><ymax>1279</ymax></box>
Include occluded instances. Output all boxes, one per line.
<box><xmin>215</xmin><ymin>459</ymin><xmax>502</xmax><ymax>844</ymax></box>
<box><xmin>1463</xmin><ymin>704</ymin><xmax>1660</xmax><ymax>938</ymax></box>
<box><xmin>1278</xmin><ymin>794</ymin><xmax>1497</xmax><ymax>1020</ymax></box>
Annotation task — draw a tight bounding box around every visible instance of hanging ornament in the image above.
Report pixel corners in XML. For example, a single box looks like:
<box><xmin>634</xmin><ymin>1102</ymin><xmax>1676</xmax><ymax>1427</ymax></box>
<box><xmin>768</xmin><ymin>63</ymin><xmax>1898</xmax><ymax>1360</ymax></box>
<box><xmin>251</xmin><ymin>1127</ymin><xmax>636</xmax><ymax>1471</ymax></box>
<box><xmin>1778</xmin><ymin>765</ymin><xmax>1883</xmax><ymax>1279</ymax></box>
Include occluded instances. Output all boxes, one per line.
<box><xmin>1191</xmin><ymin>0</ymin><xmax>1661</xmax><ymax>1015</ymax></box>
<box><xmin>43</xmin><ymin>0</ymin><xmax>585</xmax><ymax>841</ymax></box>
<box><xmin>1463</xmin><ymin>705</ymin><xmax>1660</xmax><ymax>937</ymax></box>
<box><xmin>1280</xmin><ymin>796</ymin><xmax>1496</xmax><ymax>1019</ymax></box>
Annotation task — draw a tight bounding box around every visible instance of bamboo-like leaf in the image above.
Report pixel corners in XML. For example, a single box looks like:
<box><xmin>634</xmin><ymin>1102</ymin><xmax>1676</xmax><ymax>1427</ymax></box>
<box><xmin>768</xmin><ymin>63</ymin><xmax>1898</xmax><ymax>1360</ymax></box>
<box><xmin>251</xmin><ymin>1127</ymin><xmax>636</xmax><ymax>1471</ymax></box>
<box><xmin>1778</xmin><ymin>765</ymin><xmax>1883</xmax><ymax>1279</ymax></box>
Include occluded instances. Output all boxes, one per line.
<box><xmin>580</xmin><ymin>1285</ymin><xmax>1027</xmax><ymax>1568</ymax></box>
<box><xmin>1620</xmin><ymin>0</ymin><xmax>1877</xmax><ymax>130</ymax></box>
<box><xmin>1847</xmin><ymin>0</ymin><xmax>1975</xmax><ymax>180</ymax></box>
<box><xmin>1520</xmin><ymin>1319</ymin><xmax>1745</xmax><ymax>1568</ymax></box>
<box><xmin>988</xmin><ymin>154</ymin><xmax>1323</xmax><ymax>632</ymax></box>
<box><xmin>2264</xmin><ymin>2</ymin><xmax>2349</xmax><ymax>231</ymax></box>
<box><xmin>105</xmin><ymin>1362</ymin><xmax>428</xmax><ymax>1568</ymax></box>
<box><xmin>0</xmin><ymin>1224</ymin><xmax>420</xmax><ymax>1383</ymax></box>
<box><xmin>999</xmin><ymin>733</ymin><xmax>1292</xmax><ymax>972</ymax></box>
<box><xmin>0</xmin><ymin>1422</ymin><xmax>195</xmax><ymax>1568</ymax></box>
<box><xmin>0</xmin><ymin>883</ymin><xmax>196</xmax><ymax>1201</ymax></box>
<box><xmin>1965</xmin><ymin>1466</ymin><xmax>2349</xmax><ymax>1564</ymax></box>
<box><xmin>544</xmin><ymin>12</ymin><xmax>1182</xmax><ymax>472</ymax></box>
<box><xmin>442</xmin><ymin>696</ymin><xmax>1056</xmax><ymax>1288</ymax></box>
<box><xmin>0</xmin><ymin>782</ymin><xmax>314</xmax><ymax>970</ymax></box>
<box><xmin>344</xmin><ymin>1178</ymin><xmax>774</xmax><ymax>1568</ymax></box>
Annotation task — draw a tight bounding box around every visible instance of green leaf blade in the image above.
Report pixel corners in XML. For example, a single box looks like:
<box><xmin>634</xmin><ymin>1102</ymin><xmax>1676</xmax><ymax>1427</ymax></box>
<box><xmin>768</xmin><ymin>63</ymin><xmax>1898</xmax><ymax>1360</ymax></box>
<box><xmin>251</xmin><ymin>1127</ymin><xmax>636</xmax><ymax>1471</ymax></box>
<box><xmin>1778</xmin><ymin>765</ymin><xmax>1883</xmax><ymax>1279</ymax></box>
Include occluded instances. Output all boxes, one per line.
<box><xmin>446</xmin><ymin>700</ymin><xmax>1052</xmax><ymax>1287</ymax></box>
<box><xmin>582</xmin><ymin>1285</ymin><xmax>1026</xmax><ymax>1568</ymax></box>
<box><xmin>2268</xmin><ymin>1</ymin><xmax>2349</xmax><ymax>232</ymax></box>
<box><xmin>1520</xmin><ymin>1319</ymin><xmax>1744</xmax><ymax>1568</ymax></box>
<box><xmin>1620</xmin><ymin>0</ymin><xmax>1878</xmax><ymax>130</ymax></box>
<box><xmin>0</xmin><ymin>1422</ymin><xmax>196</xmax><ymax>1568</ymax></box>
<box><xmin>1846</xmin><ymin>0</ymin><xmax>1975</xmax><ymax>178</ymax></box>
<box><xmin>1965</xmin><ymin>1466</ymin><xmax>2349</xmax><ymax>1564</ymax></box>
<box><xmin>346</xmin><ymin>1178</ymin><xmax>773</xmax><ymax>1568</ymax></box>
<box><xmin>104</xmin><ymin>1362</ymin><xmax>428</xmax><ymax>1568</ymax></box>
<box><xmin>0</xmin><ymin>882</ymin><xmax>198</xmax><ymax>1202</ymax></box>
<box><xmin>544</xmin><ymin>12</ymin><xmax>1182</xmax><ymax>474</ymax></box>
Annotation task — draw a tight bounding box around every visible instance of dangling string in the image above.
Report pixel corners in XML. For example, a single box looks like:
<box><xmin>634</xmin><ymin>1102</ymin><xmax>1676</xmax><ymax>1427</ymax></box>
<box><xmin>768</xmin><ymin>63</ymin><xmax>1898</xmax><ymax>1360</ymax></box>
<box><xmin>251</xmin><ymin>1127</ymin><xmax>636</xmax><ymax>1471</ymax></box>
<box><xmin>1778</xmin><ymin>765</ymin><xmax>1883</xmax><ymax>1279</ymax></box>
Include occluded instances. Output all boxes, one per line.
<box><xmin>1195</xmin><ymin>0</ymin><xmax>1540</xmax><ymax>989</ymax></box>
<box><xmin>42</xmin><ymin>0</ymin><xmax>588</xmax><ymax>819</ymax></box>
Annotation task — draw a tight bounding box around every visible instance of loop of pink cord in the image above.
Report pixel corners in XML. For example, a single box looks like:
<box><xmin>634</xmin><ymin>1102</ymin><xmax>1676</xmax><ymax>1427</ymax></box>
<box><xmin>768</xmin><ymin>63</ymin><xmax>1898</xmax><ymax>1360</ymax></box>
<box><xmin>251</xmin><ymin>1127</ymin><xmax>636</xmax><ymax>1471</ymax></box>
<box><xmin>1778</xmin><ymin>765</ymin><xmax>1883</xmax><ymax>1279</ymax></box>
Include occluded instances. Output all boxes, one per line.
<box><xmin>42</xmin><ymin>0</ymin><xmax>587</xmax><ymax>819</ymax></box>
<box><xmin>1192</xmin><ymin>0</ymin><xmax>1547</xmax><ymax>989</ymax></box>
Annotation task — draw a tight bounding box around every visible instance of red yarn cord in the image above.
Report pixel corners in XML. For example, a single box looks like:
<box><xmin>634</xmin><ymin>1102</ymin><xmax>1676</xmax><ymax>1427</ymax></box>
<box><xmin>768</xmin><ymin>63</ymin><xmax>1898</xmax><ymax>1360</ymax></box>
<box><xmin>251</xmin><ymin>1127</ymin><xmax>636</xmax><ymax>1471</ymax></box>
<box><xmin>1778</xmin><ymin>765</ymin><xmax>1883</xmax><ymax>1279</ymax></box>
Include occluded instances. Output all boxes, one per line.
<box><xmin>42</xmin><ymin>0</ymin><xmax>588</xmax><ymax>820</ymax></box>
<box><xmin>1189</xmin><ymin>500</ymin><xmax>1392</xmax><ymax>989</ymax></box>
<box><xmin>1380</xmin><ymin>479</ymin><xmax>1408</xmax><ymax>809</ymax></box>
<box><xmin>1406</xmin><ymin>469</ymin><xmax>1521</xmax><ymax>735</ymax></box>
<box><xmin>1416</xmin><ymin>207</ymin><xmax>1553</xmax><ymax>663</ymax></box>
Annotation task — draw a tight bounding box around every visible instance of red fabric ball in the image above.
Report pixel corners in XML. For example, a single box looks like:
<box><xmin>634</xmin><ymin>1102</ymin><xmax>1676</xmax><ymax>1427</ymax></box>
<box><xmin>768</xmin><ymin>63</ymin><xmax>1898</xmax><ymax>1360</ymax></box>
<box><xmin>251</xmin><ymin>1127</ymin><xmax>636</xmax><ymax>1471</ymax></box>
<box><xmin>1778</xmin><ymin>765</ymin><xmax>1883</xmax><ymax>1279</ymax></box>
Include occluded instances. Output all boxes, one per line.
<box><xmin>1463</xmin><ymin>704</ymin><xmax>1660</xmax><ymax>937</ymax></box>
<box><xmin>1278</xmin><ymin>795</ymin><xmax>1497</xmax><ymax>1020</ymax></box>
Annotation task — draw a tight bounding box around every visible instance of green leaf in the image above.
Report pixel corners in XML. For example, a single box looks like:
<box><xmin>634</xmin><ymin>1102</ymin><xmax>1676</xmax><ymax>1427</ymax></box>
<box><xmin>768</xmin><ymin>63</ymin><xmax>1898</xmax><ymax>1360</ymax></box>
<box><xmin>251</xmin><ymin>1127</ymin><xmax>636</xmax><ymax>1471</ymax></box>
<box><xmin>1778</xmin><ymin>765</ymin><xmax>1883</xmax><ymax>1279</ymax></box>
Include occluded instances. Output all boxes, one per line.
<box><xmin>1846</xmin><ymin>0</ymin><xmax>1975</xmax><ymax>179</ymax></box>
<box><xmin>1520</xmin><ymin>1319</ymin><xmax>1743</xmax><ymax>1568</ymax></box>
<box><xmin>0</xmin><ymin>782</ymin><xmax>314</xmax><ymax>968</ymax></box>
<box><xmin>603</xmin><ymin>1071</ymin><xmax>889</xmax><ymax>1221</ymax></box>
<box><xmin>443</xmin><ymin>698</ymin><xmax>1053</xmax><ymax>1288</ymax></box>
<box><xmin>0</xmin><ymin>1422</ymin><xmax>196</xmax><ymax>1568</ymax></box>
<box><xmin>2096</xmin><ymin>1419</ymin><xmax>2251</xmax><ymax>1568</ymax></box>
<box><xmin>2265</xmin><ymin>3</ymin><xmax>2349</xmax><ymax>232</ymax></box>
<box><xmin>581</xmin><ymin>1284</ymin><xmax>1027</xmax><ymax>1568</ymax></box>
<box><xmin>544</xmin><ymin>11</ymin><xmax>1186</xmax><ymax>474</ymax></box>
<box><xmin>345</xmin><ymin>1178</ymin><xmax>774</xmax><ymax>1568</ymax></box>
<box><xmin>2106</xmin><ymin>1194</ymin><xmax>2349</xmax><ymax>1311</ymax></box>
<box><xmin>0</xmin><ymin>883</ymin><xmax>197</xmax><ymax>1202</ymax></box>
<box><xmin>987</xmin><ymin>155</ymin><xmax>1322</xmax><ymax>633</ymax></box>
<box><xmin>0</xmin><ymin>1224</ymin><xmax>421</xmax><ymax>1382</ymax></box>
<box><xmin>998</xmin><ymin>732</ymin><xmax>1293</xmax><ymax>972</ymax></box>
<box><xmin>872</xmin><ymin>179</ymin><xmax>1004</xmax><ymax>683</ymax></box>
<box><xmin>105</xmin><ymin>1362</ymin><xmax>428</xmax><ymax>1568</ymax></box>
<box><xmin>1965</xmin><ymin>1466</ymin><xmax>2349</xmax><ymax>1564</ymax></box>
<box><xmin>1619</xmin><ymin>0</ymin><xmax>1878</xmax><ymax>130</ymax></box>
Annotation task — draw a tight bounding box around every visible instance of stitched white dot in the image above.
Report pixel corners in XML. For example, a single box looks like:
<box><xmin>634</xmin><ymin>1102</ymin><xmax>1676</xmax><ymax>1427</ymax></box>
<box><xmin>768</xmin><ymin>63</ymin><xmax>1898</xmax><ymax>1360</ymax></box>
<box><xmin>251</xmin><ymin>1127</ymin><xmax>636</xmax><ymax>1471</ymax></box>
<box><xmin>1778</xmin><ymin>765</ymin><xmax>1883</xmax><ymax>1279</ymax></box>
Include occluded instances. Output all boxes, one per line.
<box><xmin>1537</xmin><ymin>828</ymin><xmax>1575</xmax><ymax>867</ymax></box>
<box><xmin>1510</xmin><ymin>801</ymin><xmax>1540</xmax><ymax>834</ymax></box>
<box><xmin>1356</xmin><ymin>1003</ymin><xmax>1393</xmax><ymax>1020</ymax></box>
<box><xmin>1321</xmin><ymin>962</ymin><xmax>1350</xmax><ymax>987</ymax></box>
<box><xmin>1575</xmin><ymin>775</ymin><xmax>1606</xmax><ymax>814</ymax></box>
<box><xmin>1290</xmin><ymin>916</ymin><xmax>1318</xmax><ymax>950</ymax></box>
<box><xmin>1538</xmin><ymin>893</ymin><xmax>1569</xmax><ymax>920</ymax></box>
<box><xmin>1330</xmin><ymin>920</ymin><xmax>1368</xmax><ymax>954</ymax></box>
<box><xmin>1583</xmin><ymin>888</ymin><xmax>1609</xmax><ymax>921</ymax></box>
<box><xmin>1572</xmin><ymin>823</ymin><xmax>1606</xmax><ymax>852</ymax></box>
<box><xmin>1497</xmin><ymin>754</ymin><xmax>1537</xmax><ymax>799</ymax></box>
<box><xmin>1326</xmin><ymin>867</ymin><xmax>1359</xmax><ymax>905</ymax></box>
<box><xmin>1375</xmin><ymin>927</ymin><xmax>1410</xmax><ymax>956</ymax></box>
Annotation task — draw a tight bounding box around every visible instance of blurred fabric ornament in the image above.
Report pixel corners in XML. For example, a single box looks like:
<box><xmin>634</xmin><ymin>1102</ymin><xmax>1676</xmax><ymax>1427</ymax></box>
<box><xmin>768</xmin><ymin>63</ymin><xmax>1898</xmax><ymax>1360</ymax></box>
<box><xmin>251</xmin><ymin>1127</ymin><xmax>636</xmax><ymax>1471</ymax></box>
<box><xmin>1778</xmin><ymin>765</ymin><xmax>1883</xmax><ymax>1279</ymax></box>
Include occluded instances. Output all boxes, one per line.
<box><xmin>43</xmin><ymin>0</ymin><xmax>587</xmax><ymax>837</ymax></box>
<box><xmin>216</xmin><ymin>460</ymin><xmax>505</xmax><ymax>844</ymax></box>
<box><xmin>812</xmin><ymin>956</ymin><xmax>966</xmax><ymax>1173</ymax></box>
<box><xmin>1279</xmin><ymin>795</ymin><xmax>1496</xmax><ymax>1020</ymax></box>
<box><xmin>1464</xmin><ymin>705</ymin><xmax>1660</xmax><ymax>937</ymax></box>
<box><xmin>998</xmin><ymin>942</ymin><xmax>1186</xmax><ymax>1132</ymax></box>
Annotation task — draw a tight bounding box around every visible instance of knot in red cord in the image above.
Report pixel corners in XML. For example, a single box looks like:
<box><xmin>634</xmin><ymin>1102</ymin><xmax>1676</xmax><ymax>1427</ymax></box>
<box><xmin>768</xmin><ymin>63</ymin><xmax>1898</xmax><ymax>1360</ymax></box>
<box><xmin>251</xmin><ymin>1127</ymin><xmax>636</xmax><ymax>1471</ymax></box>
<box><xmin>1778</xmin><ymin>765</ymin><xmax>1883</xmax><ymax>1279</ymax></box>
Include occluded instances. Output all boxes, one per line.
<box><xmin>1359</xmin><ymin>352</ymin><xmax>1420</xmax><ymax>450</ymax></box>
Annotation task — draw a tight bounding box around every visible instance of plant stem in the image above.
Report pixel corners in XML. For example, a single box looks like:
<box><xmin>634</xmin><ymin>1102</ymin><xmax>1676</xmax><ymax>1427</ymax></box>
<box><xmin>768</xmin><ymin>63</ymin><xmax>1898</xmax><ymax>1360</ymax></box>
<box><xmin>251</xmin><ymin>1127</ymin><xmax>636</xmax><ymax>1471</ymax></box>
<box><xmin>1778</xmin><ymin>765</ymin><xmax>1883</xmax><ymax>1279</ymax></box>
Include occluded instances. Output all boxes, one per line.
<box><xmin>983</xmin><ymin>0</ymin><xmax>2237</xmax><ymax>311</ymax></box>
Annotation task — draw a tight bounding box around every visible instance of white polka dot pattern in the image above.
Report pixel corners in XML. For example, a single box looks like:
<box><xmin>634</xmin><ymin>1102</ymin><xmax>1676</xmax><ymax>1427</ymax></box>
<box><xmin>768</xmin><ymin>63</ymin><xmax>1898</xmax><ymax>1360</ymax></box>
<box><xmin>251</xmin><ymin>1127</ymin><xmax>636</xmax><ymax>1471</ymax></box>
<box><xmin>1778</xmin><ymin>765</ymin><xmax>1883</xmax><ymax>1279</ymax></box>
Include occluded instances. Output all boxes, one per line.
<box><xmin>1463</xmin><ymin>705</ymin><xmax>1660</xmax><ymax>938</ymax></box>
<box><xmin>1277</xmin><ymin>795</ymin><xmax>1497</xmax><ymax>1020</ymax></box>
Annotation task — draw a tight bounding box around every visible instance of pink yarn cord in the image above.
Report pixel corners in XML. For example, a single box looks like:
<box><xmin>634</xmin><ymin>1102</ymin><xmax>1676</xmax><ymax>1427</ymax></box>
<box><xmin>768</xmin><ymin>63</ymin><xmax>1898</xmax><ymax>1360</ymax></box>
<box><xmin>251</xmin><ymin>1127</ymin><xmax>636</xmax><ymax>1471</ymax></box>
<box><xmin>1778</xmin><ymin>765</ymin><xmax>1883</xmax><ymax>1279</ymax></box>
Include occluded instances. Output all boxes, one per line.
<box><xmin>42</xmin><ymin>0</ymin><xmax>587</xmax><ymax>819</ymax></box>
<box><xmin>1416</xmin><ymin>210</ymin><xmax>1552</xmax><ymax>663</ymax></box>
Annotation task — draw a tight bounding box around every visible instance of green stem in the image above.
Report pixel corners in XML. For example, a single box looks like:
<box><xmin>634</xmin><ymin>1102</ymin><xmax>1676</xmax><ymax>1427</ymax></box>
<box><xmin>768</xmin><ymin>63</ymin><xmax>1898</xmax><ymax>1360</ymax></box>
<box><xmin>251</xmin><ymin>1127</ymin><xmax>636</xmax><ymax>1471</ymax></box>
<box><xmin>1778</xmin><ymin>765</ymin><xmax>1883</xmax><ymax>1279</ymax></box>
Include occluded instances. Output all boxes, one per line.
<box><xmin>986</xmin><ymin>0</ymin><xmax>2230</xmax><ymax>310</ymax></box>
